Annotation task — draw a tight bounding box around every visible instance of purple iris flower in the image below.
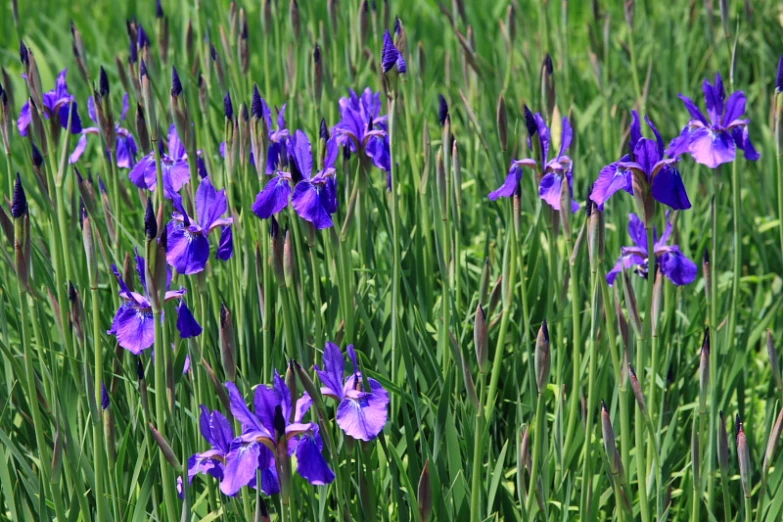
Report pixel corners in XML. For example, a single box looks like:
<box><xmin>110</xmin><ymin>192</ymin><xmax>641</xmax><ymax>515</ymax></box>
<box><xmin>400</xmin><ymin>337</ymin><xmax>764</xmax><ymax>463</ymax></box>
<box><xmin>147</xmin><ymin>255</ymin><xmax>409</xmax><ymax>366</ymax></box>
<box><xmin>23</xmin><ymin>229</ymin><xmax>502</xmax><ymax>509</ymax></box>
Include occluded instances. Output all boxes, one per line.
<box><xmin>221</xmin><ymin>374</ymin><xmax>335</xmax><ymax>497</ymax></box>
<box><xmin>221</xmin><ymin>95</ymin><xmax>289</xmax><ymax>174</ymax></box>
<box><xmin>188</xmin><ymin>405</ymin><xmax>234</xmax><ymax>483</ymax></box>
<box><xmin>69</xmin><ymin>93</ymin><xmax>139</xmax><ymax>168</ymax></box>
<box><xmin>489</xmin><ymin>112</ymin><xmax>579</xmax><ymax>212</ymax></box>
<box><xmin>590</xmin><ymin>111</ymin><xmax>691</xmax><ymax>211</ymax></box>
<box><xmin>607</xmin><ymin>212</ymin><xmax>697</xmax><ymax>287</ymax></box>
<box><xmin>108</xmin><ymin>250</ymin><xmax>201</xmax><ymax>354</ymax></box>
<box><xmin>331</xmin><ymin>88</ymin><xmax>390</xmax><ymax>172</ymax></box>
<box><xmin>667</xmin><ymin>73</ymin><xmax>760</xmax><ymax>168</ymax></box>
<box><xmin>18</xmin><ymin>69</ymin><xmax>82</xmax><ymax>136</ymax></box>
<box><xmin>252</xmin><ymin>130</ymin><xmax>339</xmax><ymax>229</ymax></box>
<box><xmin>166</xmin><ymin>176</ymin><xmax>234</xmax><ymax>275</ymax></box>
<box><xmin>315</xmin><ymin>342</ymin><xmax>389</xmax><ymax>442</ymax></box>
<box><xmin>129</xmin><ymin>124</ymin><xmax>193</xmax><ymax>199</ymax></box>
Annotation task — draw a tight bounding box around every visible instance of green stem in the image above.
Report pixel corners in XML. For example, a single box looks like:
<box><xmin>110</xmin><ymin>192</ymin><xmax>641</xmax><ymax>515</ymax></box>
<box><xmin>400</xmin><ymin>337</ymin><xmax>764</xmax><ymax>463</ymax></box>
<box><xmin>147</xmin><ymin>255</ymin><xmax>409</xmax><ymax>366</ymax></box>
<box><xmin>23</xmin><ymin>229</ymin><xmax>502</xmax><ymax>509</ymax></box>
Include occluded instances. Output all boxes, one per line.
<box><xmin>153</xmin><ymin>311</ymin><xmax>177</xmax><ymax>522</ymax></box>
<box><xmin>91</xmin><ymin>280</ymin><xmax>107</xmax><ymax>522</ymax></box>
<box><xmin>470</xmin><ymin>381</ymin><xmax>485</xmax><ymax>522</ymax></box>
<box><xmin>525</xmin><ymin>392</ymin><xmax>546</xmax><ymax>519</ymax></box>
<box><xmin>389</xmin><ymin>96</ymin><xmax>401</xmax><ymax>388</ymax></box>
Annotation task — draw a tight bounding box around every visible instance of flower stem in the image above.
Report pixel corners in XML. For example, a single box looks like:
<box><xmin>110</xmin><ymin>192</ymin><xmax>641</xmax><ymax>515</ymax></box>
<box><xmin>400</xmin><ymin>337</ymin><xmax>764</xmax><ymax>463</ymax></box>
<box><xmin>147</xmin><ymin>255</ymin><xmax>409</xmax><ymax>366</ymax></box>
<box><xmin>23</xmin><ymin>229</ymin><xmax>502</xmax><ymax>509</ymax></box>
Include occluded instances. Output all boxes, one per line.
<box><xmin>153</xmin><ymin>311</ymin><xmax>177</xmax><ymax>522</ymax></box>
<box><xmin>389</xmin><ymin>96</ymin><xmax>401</xmax><ymax>388</ymax></box>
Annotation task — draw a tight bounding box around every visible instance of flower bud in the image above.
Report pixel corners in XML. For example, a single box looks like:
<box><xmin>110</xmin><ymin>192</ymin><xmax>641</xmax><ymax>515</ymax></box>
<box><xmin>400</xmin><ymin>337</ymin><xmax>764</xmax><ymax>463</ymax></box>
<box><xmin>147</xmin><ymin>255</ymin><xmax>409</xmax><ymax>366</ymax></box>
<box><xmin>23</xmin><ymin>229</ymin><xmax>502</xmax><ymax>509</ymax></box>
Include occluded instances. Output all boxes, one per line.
<box><xmin>628</xmin><ymin>364</ymin><xmax>647</xmax><ymax>415</ymax></box>
<box><xmin>601</xmin><ymin>401</ymin><xmax>624</xmax><ymax>479</ymax></box>
<box><xmin>270</xmin><ymin>218</ymin><xmax>286</xmax><ymax>285</ymax></box>
<box><xmin>210</xmin><ymin>44</ymin><xmax>227</xmax><ymax>94</ymax></box>
<box><xmin>139</xmin><ymin>59</ymin><xmax>158</xmax><ymax>142</ymax></box>
<box><xmin>22</xmin><ymin>44</ymin><xmax>44</xmax><ymax>112</ymax></box>
<box><xmin>28</xmin><ymin>98</ymin><xmax>47</xmax><ymax>155</ymax></box>
<box><xmin>418</xmin><ymin>42</ymin><xmax>426</xmax><ymax>78</ymax></box>
<box><xmin>71</xmin><ymin>23</ymin><xmax>90</xmax><ymax>84</ymax></box>
<box><xmin>454</xmin><ymin>333</ymin><xmax>480</xmax><ymax>410</ymax></box>
<box><xmin>203</xmin><ymin>360</ymin><xmax>231</xmax><ymax>412</ymax></box>
<box><xmin>702</xmin><ymin>249</ymin><xmax>711</xmax><ymax>300</ymax></box>
<box><xmin>558</xmin><ymin>173</ymin><xmax>572</xmax><ymax>237</ymax></box>
<box><xmin>621</xmin><ymin>271</ymin><xmax>643</xmax><ymax>336</ymax></box>
<box><xmin>506</xmin><ymin>5</ymin><xmax>516</xmax><ymax>44</ymax></box>
<box><xmin>285</xmin><ymin>361</ymin><xmax>298</xmax><ymax>423</ymax></box>
<box><xmin>418</xmin><ymin>460</ymin><xmax>432</xmax><ymax>522</ymax></box>
<box><xmin>289</xmin><ymin>0</ymin><xmax>301</xmax><ymax>39</ymax></box>
<box><xmin>149</xmin><ymin>423</ymin><xmax>181</xmax><ymax>469</ymax></box>
<box><xmin>438</xmin><ymin>94</ymin><xmax>449</xmax><ymax>127</ymax></box>
<box><xmin>699</xmin><ymin>328</ymin><xmax>710</xmax><ymax>415</ymax></box>
<box><xmin>540</xmin><ymin>54</ymin><xmax>555</xmax><ymax>124</ymax></box>
<box><xmin>12</xmin><ymin>174</ymin><xmax>31</xmax><ymax>290</ymax></box>
<box><xmin>474</xmin><ymin>305</ymin><xmax>488</xmax><ymax>374</ymax></box>
<box><xmin>587</xmin><ymin>199</ymin><xmax>605</xmax><ymax>266</ymax></box>
<box><xmin>768</xmin><ymin>329</ymin><xmax>782</xmax><ymax>393</ymax></box>
<box><xmin>496</xmin><ymin>95</ymin><xmax>508</xmax><ymax>152</ymax></box>
<box><xmin>313</xmin><ymin>43</ymin><xmax>323</xmax><ymax>105</ymax></box>
<box><xmin>220</xmin><ymin>304</ymin><xmax>237</xmax><ymax>382</ymax></box>
<box><xmin>283</xmin><ymin>228</ymin><xmax>295</xmax><ymax>289</ymax></box>
<box><xmin>452</xmin><ymin>138</ymin><xmax>461</xmax><ymax>215</ymax></box>
<box><xmin>488</xmin><ymin>275</ymin><xmax>503</xmax><ymax>319</ymax></box>
<box><xmin>136</xmin><ymin>103</ymin><xmax>150</xmax><ymax>153</ymax></box>
<box><xmin>736</xmin><ymin>415</ymin><xmax>752</xmax><ymax>498</ymax></box>
<box><xmin>763</xmin><ymin>408</ymin><xmax>783</xmax><ymax>475</ymax></box>
<box><xmin>535</xmin><ymin>320</ymin><xmax>550</xmax><ymax>393</ymax></box>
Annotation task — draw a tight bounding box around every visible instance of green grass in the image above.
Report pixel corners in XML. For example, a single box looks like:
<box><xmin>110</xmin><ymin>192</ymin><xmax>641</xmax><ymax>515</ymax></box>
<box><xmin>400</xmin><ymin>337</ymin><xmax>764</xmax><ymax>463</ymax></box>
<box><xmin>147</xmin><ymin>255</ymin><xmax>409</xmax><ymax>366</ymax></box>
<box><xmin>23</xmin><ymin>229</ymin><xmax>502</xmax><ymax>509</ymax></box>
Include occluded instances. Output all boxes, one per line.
<box><xmin>1</xmin><ymin>0</ymin><xmax>783</xmax><ymax>520</ymax></box>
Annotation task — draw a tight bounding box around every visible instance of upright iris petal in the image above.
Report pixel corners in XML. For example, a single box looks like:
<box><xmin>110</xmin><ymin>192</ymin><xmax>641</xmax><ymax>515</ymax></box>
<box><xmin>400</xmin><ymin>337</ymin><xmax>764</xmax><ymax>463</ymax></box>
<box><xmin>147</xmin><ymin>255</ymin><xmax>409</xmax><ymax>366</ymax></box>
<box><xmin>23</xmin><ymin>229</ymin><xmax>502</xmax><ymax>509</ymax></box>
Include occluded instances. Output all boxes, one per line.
<box><xmin>332</xmin><ymin>87</ymin><xmax>390</xmax><ymax>172</ymax></box>
<box><xmin>667</xmin><ymin>72</ymin><xmax>760</xmax><ymax>168</ymax></box>
<box><xmin>315</xmin><ymin>342</ymin><xmax>390</xmax><ymax>442</ymax></box>
<box><xmin>129</xmin><ymin>124</ymin><xmax>194</xmax><ymax>199</ymax></box>
<box><xmin>188</xmin><ymin>405</ymin><xmax>234</xmax><ymax>482</ymax></box>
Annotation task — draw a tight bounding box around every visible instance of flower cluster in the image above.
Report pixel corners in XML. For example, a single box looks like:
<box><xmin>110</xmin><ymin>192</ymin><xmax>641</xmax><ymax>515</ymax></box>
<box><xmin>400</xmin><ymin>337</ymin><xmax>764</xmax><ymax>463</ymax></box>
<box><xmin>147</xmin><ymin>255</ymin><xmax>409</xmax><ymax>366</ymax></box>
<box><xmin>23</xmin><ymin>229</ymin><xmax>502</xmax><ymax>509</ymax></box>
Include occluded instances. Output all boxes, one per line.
<box><xmin>18</xmin><ymin>69</ymin><xmax>82</xmax><ymax>135</ymax></box>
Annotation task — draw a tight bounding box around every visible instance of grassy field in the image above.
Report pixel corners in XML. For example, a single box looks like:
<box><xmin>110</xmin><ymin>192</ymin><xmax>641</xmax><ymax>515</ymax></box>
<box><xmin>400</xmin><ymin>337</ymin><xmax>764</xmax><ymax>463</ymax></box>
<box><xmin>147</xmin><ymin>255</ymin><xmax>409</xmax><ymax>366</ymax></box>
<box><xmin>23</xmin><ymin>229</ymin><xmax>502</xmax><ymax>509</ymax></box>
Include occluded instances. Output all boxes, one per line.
<box><xmin>1</xmin><ymin>0</ymin><xmax>783</xmax><ymax>520</ymax></box>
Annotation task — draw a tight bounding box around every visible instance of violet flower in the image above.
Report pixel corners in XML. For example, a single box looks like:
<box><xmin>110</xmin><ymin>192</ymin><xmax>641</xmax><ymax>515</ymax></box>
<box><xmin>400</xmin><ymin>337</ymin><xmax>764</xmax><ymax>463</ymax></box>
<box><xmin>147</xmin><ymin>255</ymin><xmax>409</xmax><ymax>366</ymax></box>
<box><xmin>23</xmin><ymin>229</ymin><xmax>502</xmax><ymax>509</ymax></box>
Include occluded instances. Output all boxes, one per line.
<box><xmin>188</xmin><ymin>405</ymin><xmax>234</xmax><ymax>483</ymax></box>
<box><xmin>166</xmin><ymin>176</ymin><xmax>233</xmax><ymax>275</ymax></box>
<box><xmin>69</xmin><ymin>93</ymin><xmax>138</xmax><ymax>168</ymax></box>
<box><xmin>489</xmin><ymin>112</ymin><xmax>579</xmax><ymax>212</ymax></box>
<box><xmin>331</xmin><ymin>87</ymin><xmax>390</xmax><ymax>172</ymax></box>
<box><xmin>667</xmin><ymin>72</ymin><xmax>760</xmax><ymax>168</ymax></box>
<box><xmin>315</xmin><ymin>342</ymin><xmax>389</xmax><ymax>442</ymax></box>
<box><xmin>252</xmin><ymin>130</ymin><xmax>339</xmax><ymax>229</ymax></box>
<box><xmin>590</xmin><ymin>111</ymin><xmax>690</xmax><ymax>211</ymax></box>
<box><xmin>108</xmin><ymin>250</ymin><xmax>201</xmax><ymax>354</ymax></box>
<box><xmin>129</xmin><ymin>124</ymin><xmax>194</xmax><ymax>199</ymax></box>
<box><xmin>220</xmin><ymin>374</ymin><xmax>335</xmax><ymax>497</ymax></box>
<box><xmin>18</xmin><ymin>69</ymin><xmax>82</xmax><ymax>135</ymax></box>
<box><xmin>607</xmin><ymin>212</ymin><xmax>697</xmax><ymax>287</ymax></box>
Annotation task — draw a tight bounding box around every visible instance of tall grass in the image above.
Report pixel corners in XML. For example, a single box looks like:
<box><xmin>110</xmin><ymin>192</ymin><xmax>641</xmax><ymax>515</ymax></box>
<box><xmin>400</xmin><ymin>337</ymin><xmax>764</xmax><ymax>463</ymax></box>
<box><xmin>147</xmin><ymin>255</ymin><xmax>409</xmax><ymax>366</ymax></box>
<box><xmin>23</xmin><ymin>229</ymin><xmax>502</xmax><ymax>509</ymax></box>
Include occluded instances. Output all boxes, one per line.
<box><xmin>1</xmin><ymin>0</ymin><xmax>782</xmax><ymax>520</ymax></box>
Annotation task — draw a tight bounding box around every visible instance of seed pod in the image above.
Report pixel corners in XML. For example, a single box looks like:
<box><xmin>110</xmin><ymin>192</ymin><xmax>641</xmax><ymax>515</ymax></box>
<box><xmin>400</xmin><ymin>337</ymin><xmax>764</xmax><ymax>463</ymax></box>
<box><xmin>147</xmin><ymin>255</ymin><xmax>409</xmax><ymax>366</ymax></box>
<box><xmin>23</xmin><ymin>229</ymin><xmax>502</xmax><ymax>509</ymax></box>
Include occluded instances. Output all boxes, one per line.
<box><xmin>535</xmin><ymin>320</ymin><xmax>550</xmax><ymax>393</ymax></box>
<box><xmin>149</xmin><ymin>423</ymin><xmax>181</xmax><ymax>469</ymax></box>
<box><xmin>283</xmin><ymin>229</ymin><xmax>295</xmax><ymax>289</ymax></box>
<box><xmin>762</xmin><ymin>408</ymin><xmax>783</xmax><ymax>475</ymax></box>
<box><xmin>488</xmin><ymin>275</ymin><xmax>503</xmax><ymax>318</ymax></box>
<box><xmin>220</xmin><ymin>304</ymin><xmax>236</xmax><ymax>382</ymax></box>
<box><xmin>621</xmin><ymin>271</ymin><xmax>643</xmax><ymax>336</ymax></box>
<box><xmin>23</xmin><ymin>44</ymin><xmax>44</xmax><ymax>112</ymax></box>
<box><xmin>601</xmin><ymin>401</ymin><xmax>624</xmax><ymax>479</ymax></box>
<box><xmin>768</xmin><ymin>330</ymin><xmax>782</xmax><ymax>393</ymax></box>
<box><xmin>71</xmin><ymin>23</ymin><xmax>90</xmax><ymax>83</ymax></box>
<box><xmin>699</xmin><ymin>328</ymin><xmax>710</xmax><ymax>415</ymax></box>
<box><xmin>628</xmin><ymin>364</ymin><xmax>647</xmax><ymax>415</ymax></box>
<box><xmin>456</xmin><ymin>335</ymin><xmax>480</xmax><ymax>411</ymax></box>
<box><xmin>239</xmin><ymin>9</ymin><xmax>249</xmax><ymax>74</ymax></box>
<box><xmin>736</xmin><ymin>415</ymin><xmax>752</xmax><ymax>498</ymax></box>
<box><xmin>496</xmin><ymin>95</ymin><xmax>508</xmax><ymax>152</ymax></box>
<box><xmin>418</xmin><ymin>460</ymin><xmax>432</xmax><ymax>522</ymax></box>
<box><xmin>474</xmin><ymin>305</ymin><xmax>488</xmax><ymax>374</ymax></box>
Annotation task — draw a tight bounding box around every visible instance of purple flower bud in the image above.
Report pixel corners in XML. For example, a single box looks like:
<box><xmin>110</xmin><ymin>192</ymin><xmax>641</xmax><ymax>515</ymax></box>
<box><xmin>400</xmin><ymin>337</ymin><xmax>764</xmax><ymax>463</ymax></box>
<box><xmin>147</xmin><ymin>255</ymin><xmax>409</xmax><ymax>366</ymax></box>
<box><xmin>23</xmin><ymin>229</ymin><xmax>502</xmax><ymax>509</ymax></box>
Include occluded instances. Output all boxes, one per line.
<box><xmin>171</xmin><ymin>66</ymin><xmax>182</xmax><ymax>97</ymax></box>
<box><xmin>319</xmin><ymin>118</ymin><xmax>329</xmax><ymax>141</ymax></box>
<box><xmin>224</xmin><ymin>92</ymin><xmax>234</xmax><ymax>121</ymax></box>
<box><xmin>474</xmin><ymin>304</ymin><xmax>488</xmax><ymax>374</ymax></box>
<box><xmin>129</xmin><ymin>39</ymin><xmax>138</xmax><ymax>64</ymax></box>
<box><xmin>156</xmin><ymin>0</ymin><xmax>164</xmax><ymax>18</ymax></box>
<box><xmin>137</xmin><ymin>24</ymin><xmax>150</xmax><ymax>49</ymax></box>
<box><xmin>273</xmin><ymin>405</ymin><xmax>286</xmax><ymax>440</ymax></box>
<box><xmin>210</xmin><ymin>43</ymin><xmax>218</xmax><ymax>61</ymax></box>
<box><xmin>11</xmin><ymin>173</ymin><xmax>27</xmax><ymax>218</ymax></box>
<box><xmin>736</xmin><ymin>414</ymin><xmax>752</xmax><ymax>498</ymax></box>
<box><xmin>777</xmin><ymin>56</ymin><xmax>783</xmax><ymax>93</ymax></box>
<box><xmin>313</xmin><ymin>43</ymin><xmax>321</xmax><ymax>64</ymax></box>
<box><xmin>535</xmin><ymin>319</ymin><xmax>550</xmax><ymax>393</ymax></box>
<box><xmin>544</xmin><ymin>53</ymin><xmax>553</xmax><ymax>75</ymax></box>
<box><xmin>252</xmin><ymin>85</ymin><xmax>263</xmax><ymax>119</ymax></box>
<box><xmin>101</xmin><ymin>383</ymin><xmax>110</xmax><ymax>410</ymax></box>
<box><xmin>19</xmin><ymin>41</ymin><xmax>28</xmax><ymax>65</ymax></box>
<box><xmin>523</xmin><ymin>104</ymin><xmax>537</xmax><ymax>139</ymax></box>
<box><xmin>394</xmin><ymin>16</ymin><xmax>402</xmax><ymax>35</ymax></box>
<box><xmin>31</xmin><ymin>143</ymin><xmax>43</xmax><ymax>168</ymax></box>
<box><xmin>438</xmin><ymin>94</ymin><xmax>449</xmax><ymax>126</ymax></box>
<box><xmin>144</xmin><ymin>197</ymin><xmax>157</xmax><ymax>239</ymax></box>
<box><xmin>136</xmin><ymin>358</ymin><xmax>145</xmax><ymax>381</ymax></box>
<box><xmin>99</xmin><ymin>66</ymin><xmax>110</xmax><ymax>97</ymax></box>
<box><xmin>139</xmin><ymin>58</ymin><xmax>148</xmax><ymax>79</ymax></box>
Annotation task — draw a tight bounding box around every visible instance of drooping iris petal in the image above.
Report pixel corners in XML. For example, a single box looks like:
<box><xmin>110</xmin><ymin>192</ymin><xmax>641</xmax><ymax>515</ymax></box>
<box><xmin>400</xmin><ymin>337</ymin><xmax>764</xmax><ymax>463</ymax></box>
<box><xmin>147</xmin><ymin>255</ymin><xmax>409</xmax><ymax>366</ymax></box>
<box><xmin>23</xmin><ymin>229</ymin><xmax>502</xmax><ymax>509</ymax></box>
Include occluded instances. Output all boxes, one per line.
<box><xmin>336</xmin><ymin>383</ymin><xmax>389</xmax><ymax>442</ymax></box>
<box><xmin>538</xmin><ymin>172</ymin><xmax>563</xmax><ymax>210</ymax></box>
<box><xmin>488</xmin><ymin>163</ymin><xmax>524</xmax><ymax>201</ymax></box>
<box><xmin>187</xmin><ymin>450</ymin><xmax>225</xmax><ymax>481</ymax></box>
<box><xmin>589</xmin><ymin>160</ymin><xmax>631</xmax><ymax>209</ymax></box>
<box><xmin>666</xmin><ymin>128</ymin><xmax>691</xmax><ymax>158</ymax></box>
<box><xmin>129</xmin><ymin>156</ymin><xmax>156</xmax><ymax>190</ymax></box>
<box><xmin>651</xmin><ymin>166</ymin><xmax>691</xmax><ymax>210</ymax></box>
<box><xmin>687</xmin><ymin>127</ymin><xmax>735</xmax><ymax>168</ymax></box>
<box><xmin>731</xmin><ymin>126</ymin><xmax>760</xmax><ymax>161</ymax></box>
<box><xmin>109</xmin><ymin>304</ymin><xmax>155</xmax><ymax>354</ymax></box>
<box><xmin>116</xmin><ymin>133</ymin><xmax>138</xmax><ymax>169</ymax></box>
<box><xmin>17</xmin><ymin>102</ymin><xmax>32</xmax><ymax>136</ymax></box>
<box><xmin>292</xmin><ymin>181</ymin><xmax>334</xmax><ymax>229</ymax></box>
<box><xmin>252</xmin><ymin>176</ymin><xmax>292</xmax><ymax>218</ymax></box>
<box><xmin>220</xmin><ymin>437</ymin><xmax>263</xmax><ymax>497</ymax></box>
<box><xmin>69</xmin><ymin>134</ymin><xmax>89</xmax><ymax>164</ymax></box>
<box><xmin>166</xmin><ymin>222</ymin><xmax>211</xmax><ymax>275</ymax></box>
<box><xmin>176</xmin><ymin>299</ymin><xmax>202</xmax><ymax>338</ymax></box>
<box><xmin>606</xmin><ymin>254</ymin><xmax>646</xmax><ymax>286</ymax></box>
<box><xmin>293</xmin><ymin>428</ymin><xmax>335</xmax><ymax>486</ymax></box>
<box><xmin>254</xmin><ymin>384</ymin><xmax>282</xmax><ymax>434</ymax></box>
<box><xmin>289</xmin><ymin>130</ymin><xmax>313</xmax><ymax>180</ymax></box>
<box><xmin>659</xmin><ymin>247</ymin><xmax>698</xmax><ymax>286</ymax></box>
<box><xmin>365</xmin><ymin>135</ymin><xmax>391</xmax><ymax>171</ymax></box>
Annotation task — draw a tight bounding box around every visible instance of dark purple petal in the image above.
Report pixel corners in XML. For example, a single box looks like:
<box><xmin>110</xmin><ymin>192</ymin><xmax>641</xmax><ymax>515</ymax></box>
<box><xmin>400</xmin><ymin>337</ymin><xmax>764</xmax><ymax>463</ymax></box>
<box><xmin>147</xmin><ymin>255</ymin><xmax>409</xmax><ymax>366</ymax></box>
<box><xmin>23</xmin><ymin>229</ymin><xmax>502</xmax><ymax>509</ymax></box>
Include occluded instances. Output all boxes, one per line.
<box><xmin>17</xmin><ymin>102</ymin><xmax>31</xmax><ymax>136</ymax></box>
<box><xmin>176</xmin><ymin>299</ymin><xmax>202</xmax><ymax>339</ymax></box>
<box><xmin>488</xmin><ymin>163</ymin><xmax>523</xmax><ymax>200</ymax></box>
<box><xmin>659</xmin><ymin>247</ymin><xmax>697</xmax><ymax>286</ymax></box>
<box><xmin>627</xmin><ymin>213</ymin><xmax>648</xmax><ymax>253</ymax></box>
<box><xmin>629</xmin><ymin>110</ymin><xmax>641</xmax><ymax>154</ymax></box>
<box><xmin>168</xmin><ymin>124</ymin><xmax>186</xmax><ymax>161</ymax></box>
<box><xmin>166</xmin><ymin>222</ymin><xmax>210</xmax><ymax>275</ymax></box>
<box><xmin>217</xmin><ymin>226</ymin><xmax>233</xmax><ymax>260</ymax></box>
<box><xmin>381</xmin><ymin>30</ymin><xmax>401</xmax><ymax>73</ymax></box>
<box><xmin>558</xmin><ymin>116</ymin><xmax>573</xmax><ymax>157</ymax></box>
<box><xmin>731</xmin><ymin>126</ymin><xmax>760</xmax><ymax>162</ymax></box>
<box><xmin>69</xmin><ymin>134</ymin><xmax>89</xmax><ymax>164</ymax></box>
<box><xmin>129</xmin><ymin>155</ymin><xmax>156</xmax><ymax>190</ymax></box>
<box><xmin>723</xmin><ymin>91</ymin><xmax>746</xmax><ymax>126</ymax></box>
<box><xmin>606</xmin><ymin>254</ymin><xmax>646</xmax><ymax>286</ymax></box>
<box><xmin>58</xmin><ymin>102</ymin><xmax>82</xmax><ymax>134</ymax></box>
<box><xmin>292</xmin><ymin>181</ymin><xmax>334</xmax><ymax>229</ymax></box>
<box><xmin>294</xmin><ymin>428</ymin><xmax>335</xmax><ymax>485</ymax></box>
<box><xmin>651</xmin><ymin>166</ymin><xmax>692</xmax><ymax>210</ymax></box>
<box><xmin>290</xmin><ymin>130</ymin><xmax>313</xmax><ymax>180</ymax></box>
<box><xmin>590</xmin><ymin>160</ymin><xmax>631</xmax><ymax>209</ymax></box>
<box><xmin>195</xmin><ymin>177</ymin><xmax>229</xmax><ymax>230</ymax></box>
<box><xmin>226</xmin><ymin>383</ymin><xmax>266</xmax><ymax>434</ymax></box>
<box><xmin>633</xmin><ymin>138</ymin><xmax>661</xmax><ymax>176</ymax></box>
<box><xmin>252</xmin><ymin>176</ymin><xmax>291</xmax><ymax>218</ymax></box>
<box><xmin>644</xmin><ymin>115</ymin><xmax>665</xmax><ymax>156</ymax></box>
<box><xmin>678</xmin><ymin>94</ymin><xmax>708</xmax><ymax>125</ymax></box>
<box><xmin>703</xmin><ymin>76</ymin><xmax>724</xmax><ymax>124</ymax></box>
<box><xmin>533</xmin><ymin>113</ymin><xmax>551</xmax><ymax>161</ymax></box>
<box><xmin>187</xmin><ymin>450</ymin><xmax>225</xmax><ymax>482</ymax></box>
<box><xmin>666</xmin><ymin>128</ymin><xmax>691</xmax><ymax>158</ymax></box>
<box><xmin>688</xmin><ymin>127</ymin><xmax>735</xmax><ymax>168</ymax></box>
<box><xmin>253</xmin><ymin>384</ymin><xmax>281</xmax><ymax>434</ymax></box>
<box><xmin>366</xmin><ymin>135</ymin><xmax>391</xmax><ymax>171</ymax></box>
